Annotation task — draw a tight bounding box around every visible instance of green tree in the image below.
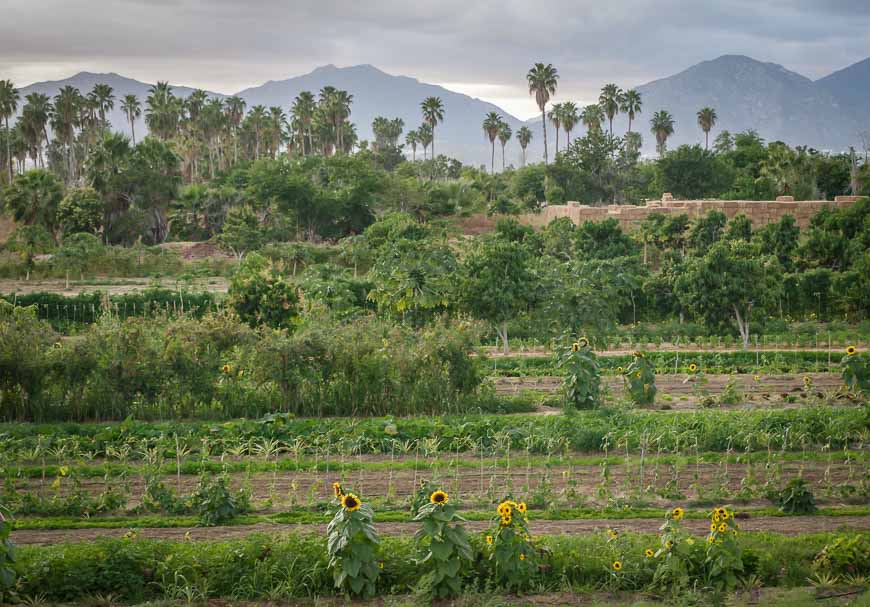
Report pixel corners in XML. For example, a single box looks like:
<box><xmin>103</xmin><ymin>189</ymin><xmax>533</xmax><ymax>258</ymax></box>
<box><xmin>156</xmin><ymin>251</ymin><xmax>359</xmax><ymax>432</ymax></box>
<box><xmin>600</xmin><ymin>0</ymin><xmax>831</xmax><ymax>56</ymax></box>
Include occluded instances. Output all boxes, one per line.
<box><xmin>676</xmin><ymin>240</ymin><xmax>782</xmax><ymax>349</ymax></box>
<box><xmin>53</xmin><ymin>232</ymin><xmax>103</xmax><ymax>287</ymax></box>
<box><xmin>8</xmin><ymin>225</ymin><xmax>54</xmax><ymax>280</ymax></box>
<box><xmin>548</xmin><ymin>102</ymin><xmax>563</xmax><ymax>154</ymax></box>
<box><xmin>498</xmin><ymin>122</ymin><xmax>513</xmax><ymax>171</ymax></box>
<box><xmin>459</xmin><ymin>235</ymin><xmax>537</xmax><ymax>354</ymax></box>
<box><xmin>527</xmin><ymin>63</ymin><xmax>559</xmax><ymax>163</ymax></box>
<box><xmin>58</xmin><ymin>186</ymin><xmax>104</xmax><ymax>235</ymax></box>
<box><xmin>1</xmin><ymin>169</ymin><xmax>63</xmax><ymax>235</ymax></box>
<box><xmin>599</xmin><ymin>83</ymin><xmax>623</xmax><ymax>135</ymax></box>
<box><xmin>650</xmin><ymin>110</ymin><xmax>675</xmax><ymax>157</ymax></box>
<box><xmin>219</xmin><ymin>206</ymin><xmax>264</xmax><ymax>260</ymax></box>
<box><xmin>620</xmin><ymin>89</ymin><xmax>642</xmax><ymax>134</ymax></box>
<box><xmin>697</xmin><ymin>107</ymin><xmax>717</xmax><ymax>150</ymax></box>
<box><xmin>581</xmin><ymin>104</ymin><xmax>604</xmax><ymax>133</ymax></box>
<box><xmin>228</xmin><ymin>252</ymin><xmax>299</xmax><ymax>330</ymax></box>
<box><xmin>120</xmin><ymin>94</ymin><xmax>141</xmax><ymax>144</ymax></box>
<box><xmin>656</xmin><ymin>145</ymin><xmax>733</xmax><ymax>199</ymax></box>
<box><xmin>420</xmin><ymin>97</ymin><xmax>444</xmax><ymax>158</ymax></box>
<box><xmin>0</xmin><ymin>79</ymin><xmax>19</xmax><ymax>183</ymax></box>
<box><xmin>482</xmin><ymin>112</ymin><xmax>503</xmax><ymax>174</ymax></box>
<box><xmin>515</xmin><ymin>126</ymin><xmax>533</xmax><ymax>166</ymax></box>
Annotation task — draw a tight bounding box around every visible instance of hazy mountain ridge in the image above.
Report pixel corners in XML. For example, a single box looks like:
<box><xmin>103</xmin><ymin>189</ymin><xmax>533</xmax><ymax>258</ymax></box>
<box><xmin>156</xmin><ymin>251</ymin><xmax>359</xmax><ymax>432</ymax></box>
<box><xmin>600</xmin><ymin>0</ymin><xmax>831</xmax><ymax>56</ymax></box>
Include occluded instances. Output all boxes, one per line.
<box><xmin>15</xmin><ymin>54</ymin><xmax>870</xmax><ymax>165</ymax></box>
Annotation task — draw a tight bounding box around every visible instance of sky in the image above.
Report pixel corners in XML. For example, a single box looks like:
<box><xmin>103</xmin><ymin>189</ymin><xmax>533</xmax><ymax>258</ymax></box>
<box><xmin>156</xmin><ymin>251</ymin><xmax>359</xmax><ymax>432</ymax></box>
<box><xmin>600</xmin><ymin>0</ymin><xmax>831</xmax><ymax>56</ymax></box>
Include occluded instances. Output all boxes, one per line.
<box><xmin>3</xmin><ymin>0</ymin><xmax>870</xmax><ymax>120</ymax></box>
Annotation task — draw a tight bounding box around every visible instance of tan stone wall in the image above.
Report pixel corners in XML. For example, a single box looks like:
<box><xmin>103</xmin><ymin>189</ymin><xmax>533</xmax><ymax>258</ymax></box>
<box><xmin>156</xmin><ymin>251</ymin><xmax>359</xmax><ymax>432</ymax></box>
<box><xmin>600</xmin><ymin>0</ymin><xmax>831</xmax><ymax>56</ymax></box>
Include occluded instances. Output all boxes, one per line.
<box><xmin>518</xmin><ymin>195</ymin><xmax>862</xmax><ymax>231</ymax></box>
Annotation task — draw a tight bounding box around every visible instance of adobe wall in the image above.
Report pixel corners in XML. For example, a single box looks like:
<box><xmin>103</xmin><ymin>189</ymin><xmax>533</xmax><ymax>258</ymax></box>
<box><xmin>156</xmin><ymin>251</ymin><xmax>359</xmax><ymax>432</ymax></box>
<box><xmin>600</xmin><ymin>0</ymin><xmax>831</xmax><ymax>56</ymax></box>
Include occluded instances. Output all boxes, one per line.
<box><xmin>518</xmin><ymin>195</ymin><xmax>862</xmax><ymax>231</ymax></box>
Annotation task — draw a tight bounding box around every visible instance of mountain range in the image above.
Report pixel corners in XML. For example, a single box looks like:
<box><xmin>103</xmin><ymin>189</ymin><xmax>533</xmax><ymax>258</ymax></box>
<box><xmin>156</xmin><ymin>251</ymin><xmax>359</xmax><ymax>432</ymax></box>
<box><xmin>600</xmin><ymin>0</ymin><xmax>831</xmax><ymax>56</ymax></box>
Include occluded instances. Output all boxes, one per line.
<box><xmin>15</xmin><ymin>55</ymin><xmax>870</xmax><ymax>165</ymax></box>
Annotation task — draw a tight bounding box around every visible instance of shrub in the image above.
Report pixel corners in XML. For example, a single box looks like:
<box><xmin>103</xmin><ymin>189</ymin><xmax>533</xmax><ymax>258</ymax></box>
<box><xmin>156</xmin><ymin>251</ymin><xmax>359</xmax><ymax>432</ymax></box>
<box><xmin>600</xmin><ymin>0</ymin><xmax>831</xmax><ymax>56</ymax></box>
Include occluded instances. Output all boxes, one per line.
<box><xmin>770</xmin><ymin>478</ymin><xmax>818</xmax><ymax>515</ymax></box>
<box><xmin>228</xmin><ymin>253</ymin><xmax>300</xmax><ymax>330</ymax></box>
<box><xmin>812</xmin><ymin>535</ymin><xmax>870</xmax><ymax>576</ymax></box>
<box><xmin>189</xmin><ymin>474</ymin><xmax>250</xmax><ymax>526</ymax></box>
<box><xmin>0</xmin><ymin>509</ymin><xmax>15</xmax><ymax>602</ymax></box>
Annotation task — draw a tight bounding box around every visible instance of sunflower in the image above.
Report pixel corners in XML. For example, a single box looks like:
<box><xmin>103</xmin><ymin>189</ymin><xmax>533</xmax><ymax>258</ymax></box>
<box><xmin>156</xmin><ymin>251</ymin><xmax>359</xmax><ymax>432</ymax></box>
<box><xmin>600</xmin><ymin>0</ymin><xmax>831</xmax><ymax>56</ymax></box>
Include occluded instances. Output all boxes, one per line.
<box><xmin>635</xmin><ymin>371</ymin><xmax>642</xmax><ymax>379</ymax></box>
<box><xmin>571</xmin><ymin>342</ymin><xmax>580</xmax><ymax>352</ymax></box>
<box><xmin>486</xmin><ymin>535</ymin><xmax>493</xmax><ymax>545</ymax></box>
<box><xmin>430</xmin><ymin>490</ymin><xmax>449</xmax><ymax>505</ymax></box>
<box><xmin>516</xmin><ymin>502</ymin><xmax>527</xmax><ymax>514</ymax></box>
<box><xmin>710</xmin><ymin>522</ymin><xmax>717</xmax><ymax>531</ymax></box>
<box><xmin>578</xmin><ymin>337</ymin><xmax>589</xmax><ymax>348</ymax></box>
<box><xmin>221</xmin><ymin>363</ymin><xmax>232</xmax><ymax>374</ymax></box>
<box><xmin>803</xmin><ymin>376</ymin><xmax>812</xmax><ymax>385</ymax></box>
<box><xmin>671</xmin><ymin>507</ymin><xmax>685</xmax><ymax>521</ymax></box>
<box><xmin>616</xmin><ymin>366</ymin><xmax>624</xmax><ymax>374</ymax></box>
<box><xmin>846</xmin><ymin>346</ymin><xmax>857</xmax><ymax>356</ymax></box>
<box><xmin>721</xmin><ymin>511</ymin><xmax>730</xmax><ymax>521</ymax></box>
<box><xmin>712</xmin><ymin>513</ymin><xmax>720</xmax><ymax>523</ymax></box>
<box><xmin>633</xmin><ymin>351</ymin><xmax>644</xmax><ymax>358</ymax></box>
<box><xmin>707</xmin><ymin>536</ymin><xmax>715</xmax><ymax>544</ymax></box>
<box><xmin>665</xmin><ymin>540</ymin><xmax>674</xmax><ymax>549</ymax></box>
<box><xmin>753</xmin><ymin>374</ymin><xmax>761</xmax><ymax>382</ymax></box>
<box><xmin>645</xmin><ymin>549</ymin><xmax>655</xmax><ymax>558</ymax></box>
<box><xmin>689</xmin><ymin>363</ymin><xmax>698</xmax><ymax>373</ymax></box>
<box><xmin>497</xmin><ymin>501</ymin><xmax>513</xmax><ymax>516</ymax></box>
<box><xmin>715</xmin><ymin>507</ymin><xmax>727</xmax><ymax>518</ymax></box>
<box><xmin>341</xmin><ymin>493</ymin><xmax>361</xmax><ymax>512</ymax></box>
<box><xmin>519</xmin><ymin>553</ymin><xmax>526</xmax><ymax>561</ymax></box>
<box><xmin>718</xmin><ymin>523</ymin><xmax>727</xmax><ymax>533</ymax></box>
<box><xmin>378</xmin><ymin>561</ymin><xmax>384</xmax><ymax>569</ymax></box>
<box><xmin>612</xmin><ymin>561</ymin><xmax>622</xmax><ymax>571</ymax></box>
<box><xmin>607</xmin><ymin>529</ymin><xmax>619</xmax><ymax>540</ymax></box>
<box><xmin>332</xmin><ymin>482</ymin><xmax>343</xmax><ymax>498</ymax></box>
<box><xmin>500</xmin><ymin>515</ymin><xmax>512</xmax><ymax>526</ymax></box>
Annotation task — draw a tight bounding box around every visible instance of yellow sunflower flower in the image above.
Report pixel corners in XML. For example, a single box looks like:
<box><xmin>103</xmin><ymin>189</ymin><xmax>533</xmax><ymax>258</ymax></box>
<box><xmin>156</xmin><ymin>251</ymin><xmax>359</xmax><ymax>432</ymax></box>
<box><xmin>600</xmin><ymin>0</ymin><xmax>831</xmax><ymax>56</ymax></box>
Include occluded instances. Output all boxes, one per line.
<box><xmin>713</xmin><ymin>513</ymin><xmax>720</xmax><ymax>523</ymax></box>
<box><xmin>221</xmin><ymin>363</ymin><xmax>232</xmax><ymax>374</ymax></box>
<box><xmin>708</xmin><ymin>536</ymin><xmax>715</xmax><ymax>544</ymax></box>
<box><xmin>516</xmin><ymin>502</ymin><xmax>527</xmax><ymax>514</ymax></box>
<box><xmin>519</xmin><ymin>553</ymin><xmax>526</xmax><ymax>561</ymax></box>
<box><xmin>718</xmin><ymin>523</ymin><xmax>727</xmax><ymax>533</ymax></box>
<box><xmin>645</xmin><ymin>549</ymin><xmax>655</xmax><ymax>558</ymax></box>
<box><xmin>486</xmin><ymin>535</ymin><xmax>493</xmax><ymax>545</ymax></box>
<box><xmin>607</xmin><ymin>529</ymin><xmax>619</xmax><ymax>540</ymax></box>
<box><xmin>578</xmin><ymin>337</ymin><xmax>589</xmax><ymax>348</ymax></box>
<box><xmin>753</xmin><ymin>374</ymin><xmax>761</xmax><ymax>382</ymax></box>
<box><xmin>571</xmin><ymin>342</ymin><xmax>580</xmax><ymax>352</ymax></box>
<box><xmin>332</xmin><ymin>482</ymin><xmax>343</xmax><ymax>498</ymax></box>
<box><xmin>430</xmin><ymin>490</ymin><xmax>449</xmax><ymax>505</ymax></box>
<box><xmin>689</xmin><ymin>363</ymin><xmax>698</xmax><ymax>373</ymax></box>
<box><xmin>341</xmin><ymin>492</ymin><xmax>361</xmax><ymax>512</ymax></box>
<box><xmin>616</xmin><ymin>366</ymin><xmax>624</xmax><ymax>374</ymax></box>
<box><xmin>671</xmin><ymin>507</ymin><xmax>685</xmax><ymax>521</ymax></box>
<box><xmin>846</xmin><ymin>346</ymin><xmax>857</xmax><ymax>356</ymax></box>
<box><xmin>612</xmin><ymin>561</ymin><xmax>622</xmax><ymax>571</ymax></box>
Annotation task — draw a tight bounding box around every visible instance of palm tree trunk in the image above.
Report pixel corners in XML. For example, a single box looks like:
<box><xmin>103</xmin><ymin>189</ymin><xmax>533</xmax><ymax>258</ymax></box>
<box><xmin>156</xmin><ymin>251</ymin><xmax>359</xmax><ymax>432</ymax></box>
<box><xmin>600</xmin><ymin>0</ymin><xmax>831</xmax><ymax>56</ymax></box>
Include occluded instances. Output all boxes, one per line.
<box><xmin>5</xmin><ymin>117</ymin><xmax>12</xmax><ymax>183</ymax></box>
<box><xmin>541</xmin><ymin>108</ymin><xmax>548</xmax><ymax>164</ymax></box>
<box><xmin>491</xmin><ymin>141</ymin><xmax>495</xmax><ymax>174</ymax></box>
<box><xmin>501</xmin><ymin>144</ymin><xmax>505</xmax><ymax>171</ymax></box>
<box><xmin>522</xmin><ymin>147</ymin><xmax>526</xmax><ymax>167</ymax></box>
<box><xmin>431</xmin><ymin>125</ymin><xmax>435</xmax><ymax>158</ymax></box>
<box><xmin>555</xmin><ymin>128</ymin><xmax>559</xmax><ymax>154</ymax></box>
<box><xmin>627</xmin><ymin>116</ymin><xmax>633</xmax><ymax>134</ymax></box>
<box><xmin>705</xmin><ymin>131</ymin><xmax>709</xmax><ymax>150</ymax></box>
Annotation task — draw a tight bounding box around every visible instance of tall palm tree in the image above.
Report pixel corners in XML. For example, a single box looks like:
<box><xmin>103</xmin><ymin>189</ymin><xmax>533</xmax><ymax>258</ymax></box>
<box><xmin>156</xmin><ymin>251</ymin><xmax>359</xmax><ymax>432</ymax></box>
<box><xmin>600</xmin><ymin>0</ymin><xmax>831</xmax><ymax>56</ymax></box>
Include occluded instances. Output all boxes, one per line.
<box><xmin>121</xmin><ymin>94</ymin><xmax>141</xmax><ymax>144</ymax></box>
<box><xmin>291</xmin><ymin>91</ymin><xmax>315</xmax><ymax>156</ymax></box>
<box><xmin>420</xmin><ymin>96</ymin><xmax>444</xmax><ymax>158</ymax></box>
<box><xmin>224</xmin><ymin>96</ymin><xmax>246</xmax><ymax>162</ymax></box>
<box><xmin>620</xmin><ymin>89</ymin><xmax>642</xmax><ymax>134</ymax></box>
<box><xmin>599</xmin><ymin>83</ymin><xmax>623</xmax><ymax>135</ymax></box>
<box><xmin>405</xmin><ymin>130</ymin><xmax>419</xmax><ymax>161</ymax></box>
<box><xmin>90</xmin><ymin>83</ymin><xmax>115</xmax><ymax>127</ymax></box>
<box><xmin>561</xmin><ymin>101</ymin><xmax>579</xmax><ymax>145</ymax></box>
<box><xmin>247</xmin><ymin>105</ymin><xmax>267</xmax><ymax>159</ymax></box>
<box><xmin>650</xmin><ymin>110</ymin><xmax>675</xmax><ymax>157</ymax></box>
<box><xmin>482</xmin><ymin>112</ymin><xmax>502</xmax><ymax>174</ymax></box>
<box><xmin>267</xmin><ymin>106</ymin><xmax>286</xmax><ymax>158</ymax></box>
<box><xmin>515</xmin><ymin>126</ymin><xmax>532</xmax><ymax>167</ymax></box>
<box><xmin>51</xmin><ymin>85</ymin><xmax>82</xmax><ymax>179</ymax></box>
<box><xmin>333</xmin><ymin>90</ymin><xmax>353</xmax><ymax>153</ymax></box>
<box><xmin>146</xmin><ymin>82</ymin><xmax>179</xmax><ymax>140</ymax></box>
<box><xmin>581</xmin><ymin>104</ymin><xmax>604</xmax><ymax>133</ymax></box>
<box><xmin>498</xmin><ymin>122</ymin><xmax>512</xmax><ymax>171</ymax></box>
<box><xmin>526</xmin><ymin>63</ymin><xmax>559</xmax><ymax>164</ymax></box>
<box><xmin>417</xmin><ymin>124</ymin><xmax>433</xmax><ymax>160</ymax></box>
<box><xmin>697</xmin><ymin>107</ymin><xmax>717</xmax><ymax>150</ymax></box>
<box><xmin>548</xmin><ymin>102</ymin><xmax>563</xmax><ymax>154</ymax></box>
<box><xmin>0</xmin><ymin>79</ymin><xmax>20</xmax><ymax>183</ymax></box>
<box><xmin>21</xmin><ymin>93</ymin><xmax>51</xmax><ymax>167</ymax></box>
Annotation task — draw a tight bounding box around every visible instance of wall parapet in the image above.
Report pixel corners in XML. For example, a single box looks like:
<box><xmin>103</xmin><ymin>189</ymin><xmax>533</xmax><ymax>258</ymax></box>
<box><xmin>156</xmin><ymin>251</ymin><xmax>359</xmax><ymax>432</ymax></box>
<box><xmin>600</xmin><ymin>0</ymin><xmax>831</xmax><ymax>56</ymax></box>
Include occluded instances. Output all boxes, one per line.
<box><xmin>518</xmin><ymin>195</ymin><xmax>862</xmax><ymax>231</ymax></box>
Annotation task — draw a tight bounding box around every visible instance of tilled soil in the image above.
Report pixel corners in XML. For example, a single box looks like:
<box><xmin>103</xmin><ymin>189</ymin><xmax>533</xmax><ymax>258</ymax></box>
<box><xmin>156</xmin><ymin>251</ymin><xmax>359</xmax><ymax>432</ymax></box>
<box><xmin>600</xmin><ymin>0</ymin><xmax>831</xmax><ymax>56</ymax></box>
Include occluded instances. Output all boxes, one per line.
<box><xmin>13</xmin><ymin>515</ymin><xmax>870</xmax><ymax>546</ymax></box>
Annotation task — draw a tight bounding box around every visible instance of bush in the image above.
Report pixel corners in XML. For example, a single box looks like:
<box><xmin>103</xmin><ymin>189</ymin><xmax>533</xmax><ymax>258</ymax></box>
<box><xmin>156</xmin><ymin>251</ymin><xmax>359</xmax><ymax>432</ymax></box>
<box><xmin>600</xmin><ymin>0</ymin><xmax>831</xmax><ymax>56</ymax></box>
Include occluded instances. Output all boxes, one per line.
<box><xmin>228</xmin><ymin>253</ymin><xmax>300</xmax><ymax>329</ymax></box>
<box><xmin>812</xmin><ymin>535</ymin><xmax>870</xmax><ymax>576</ymax></box>
<box><xmin>770</xmin><ymin>478</ymin><xmax>818</xmax><ymax>515</ymax></box>
<box><xmin>189</xmin><ymin>474</ymin><xmax>250</xmax><ymax>526</ymax></box>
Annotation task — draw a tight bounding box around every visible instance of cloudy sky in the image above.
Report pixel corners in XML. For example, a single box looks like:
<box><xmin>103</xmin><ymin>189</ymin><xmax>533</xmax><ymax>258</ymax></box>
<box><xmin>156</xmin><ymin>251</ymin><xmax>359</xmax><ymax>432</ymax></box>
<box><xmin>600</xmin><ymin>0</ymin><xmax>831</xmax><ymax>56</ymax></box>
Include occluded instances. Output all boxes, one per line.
<box><xmin>3</xmin><ymin>0</ymin><xmax>869</xmax><ymax>119</ymax></box>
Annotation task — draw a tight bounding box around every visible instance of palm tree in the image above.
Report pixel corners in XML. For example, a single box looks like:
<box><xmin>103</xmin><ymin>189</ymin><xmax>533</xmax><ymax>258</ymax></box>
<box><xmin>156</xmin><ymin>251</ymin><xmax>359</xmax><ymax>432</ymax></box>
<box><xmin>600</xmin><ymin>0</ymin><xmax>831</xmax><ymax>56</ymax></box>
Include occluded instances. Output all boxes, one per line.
<box><xmin>90</xmin><ymin>83</ymin><xmax>115</xmax><ymax>127</ymax></box>
<box><xmin>267</xmin><ymin>106</ymin><xmax>286</xmax><ymax>158</ymax></box>
<box><xmin>224</xmin><ymin>96</ymin><xmax>246</xmax><ymax>163</ymax></box>
<box><xmin>417</xmin><ymin>124</ymin><xmax>433</xmax><ymax>160</ymax></box>
<box><xmin>405</xmin><ymin>130</ymin><xmax>419</xmax><ymax>161</ymax></box>
<box><xmin>145</xmin><ymin>82</ymin><xmax>179</xmax><ymax>140</ymax></box>
<box><xmin>334</xmin><ymin>90</ymin><xmax>353</xmax><ymax>153</ymax></box>
<box><xmin>247</xmin><ymin>105</ymin><xmax>267</xmax><ymax>159</ymax></box>
<box><xmin>121</xmin><ymin>94</ymin><xmax>141</xmax><ymax>144</ymax></box>
<box><xmin>291</xmin><ymin>92</ymin><xmax>315</xmax><ymax>156</ymax></box>
<box><xmin>21</xmin><ymin>93</ymin><xmax>51</xmax><ymax>167</ymax></box>
<box><xmin>581</xmin><ymin>104</ymin><xmax>604</xmax><ymax>133</ymax></box>
<box><xmin>0</xmin><ymin>79</ymin><xmax>19</xmax><ymax>183</ymax></box>
<box><xmin>420</xmin><ymin>96</ymin><xmax>444</xmax><ymax>158</ymax></box>
<box><xmin>51</xmin><ymin>85</ymin><xmax>82</xmax><ymax>179</ymax></box>
<box><xmin>482</xmin><ymin>112</ymin><xmax>502</xmax><ymax>174</ymax></box>
<box><xmin>599</xmin><ymin>83</ymin><xmax>623</xmax><ymax>135</ymax></box>
<box><xmin>515</xmin><ymin>126</ymin><xmax>532</xmax><ymax>166</ymax></box>
<box><xmin>561</xmin><ymin>101</ymin><xmax>579</xmax><ymax>145</ymax></box>
<box><xmin>650</xmin><ymin>110</ymin><xmax>675</xmax><ymax>157</ymax></box>
<box><xmin>498</xmin><ymin>122</ymin><xmax>512</xmax><ymax>171</ymax></box>
<box><xmin>697</xmin><ymin>107</ymin><xmax>717</xmax><ymax>150</ymax></box>
<box><xmin>548</xmin><ymin>102</ymin><xmax>563</xmax><ymax>154</ymax></box>
<box><xmin>620</xmin><ymin>89</ymin><xmax>642</xmax><ymax>134</ymax></box>
<box><xmin>526</xmin><ymin>63</ymin><xmax>559</xmax><ymax>164</ymax></box>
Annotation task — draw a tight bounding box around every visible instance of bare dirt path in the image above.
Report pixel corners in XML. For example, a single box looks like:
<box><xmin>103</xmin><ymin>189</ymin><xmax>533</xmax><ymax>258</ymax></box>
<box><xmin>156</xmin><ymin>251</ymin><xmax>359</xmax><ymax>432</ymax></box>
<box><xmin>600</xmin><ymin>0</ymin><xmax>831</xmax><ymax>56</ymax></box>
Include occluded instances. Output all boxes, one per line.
<box><xmin>13</xmin><ymin>515</ymin><xmax>870</xmax><ymax>546</ymax></box>
<box><xmin>0</xmin><ymin>276</ymin><xmax>229</xmax><ymax>296</ymax></box>
<box><xmin>483</xmin><ymin>345</ymin><xmax>864</xmax><ymax>357</ymax></box>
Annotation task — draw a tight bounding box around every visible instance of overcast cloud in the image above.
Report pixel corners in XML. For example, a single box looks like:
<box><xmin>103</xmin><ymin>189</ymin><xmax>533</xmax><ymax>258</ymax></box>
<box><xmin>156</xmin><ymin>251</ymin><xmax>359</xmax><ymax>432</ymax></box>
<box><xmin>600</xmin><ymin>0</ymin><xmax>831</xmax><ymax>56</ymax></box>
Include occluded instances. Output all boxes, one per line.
<box><xmin>3</xmin><ymin>0</ymin><xmax>869</xmax><ymax>118</ymax></box>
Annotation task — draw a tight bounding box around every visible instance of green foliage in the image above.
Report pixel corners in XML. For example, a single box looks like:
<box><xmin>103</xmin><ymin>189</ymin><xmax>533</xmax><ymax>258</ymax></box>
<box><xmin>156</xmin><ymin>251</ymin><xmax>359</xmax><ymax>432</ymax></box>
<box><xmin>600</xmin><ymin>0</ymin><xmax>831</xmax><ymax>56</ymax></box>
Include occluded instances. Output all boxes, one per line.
<box><xmin>413</xmin><ymin>489</ymin><xmax>472</xmax><ymax>599</ymax></box>
<box><xmin>58</xmin><ymin>186</ymin><xmax>104</xmax><ymax>235</ymax></box>
<box><xmin>557</xmin><ymin>337</ymin><xmax>600</xmax><ymax>409</ymax></box>
<box><xmin>489</xmin><ymin>499</ymin><xmax>536</xmax><ymax>592</ymax></box>
<box><xmin>189</xmin><ymin>474</ymin><xmax>250</xmax><ymax>526</ymax></box>
<box><xmin>1</xmin><ymin>168</ymin><xmax>63</xmax><ymax>234</ymax></box>
<box><xmin>704</xmin><ymin>507</ymin><xmax>744</xmax><ymax>592</ymax></box>
<box><xmin>0</xmin><ymin>509</ymin><xmax>15</xmax><ymax>600</ymax></box>
<box><xmin>771</xmin><ymin>478</ymin><xmax>818</xmax><ymax>515</ymax></box>
<box><xmin>656</xmin><ymin>145</ymin><xmax>734</xmax><ymax>199</ymax></box>
<box><xmin>228</xmin><ymin>252</ymin><xmax>299</xmax><ymax>329</ymax></box>
<box><xmin>218</xmin><ymin>205</ymin><xmax>265</xmax><ymax>259</ymax></box>
<box><xmin>327</xmin><ymin>489</ymin><xmax>381</xmax><ymax>597</ymax></box>
<box><xmin>812</xmin><ymin>535</ymin><xmax>870</xmax><ymax>576</ymax></box>
<box><xmin>624</xmin><ymin>351</ymin><xmax>656</xmax><ymax>405</ymax></box>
